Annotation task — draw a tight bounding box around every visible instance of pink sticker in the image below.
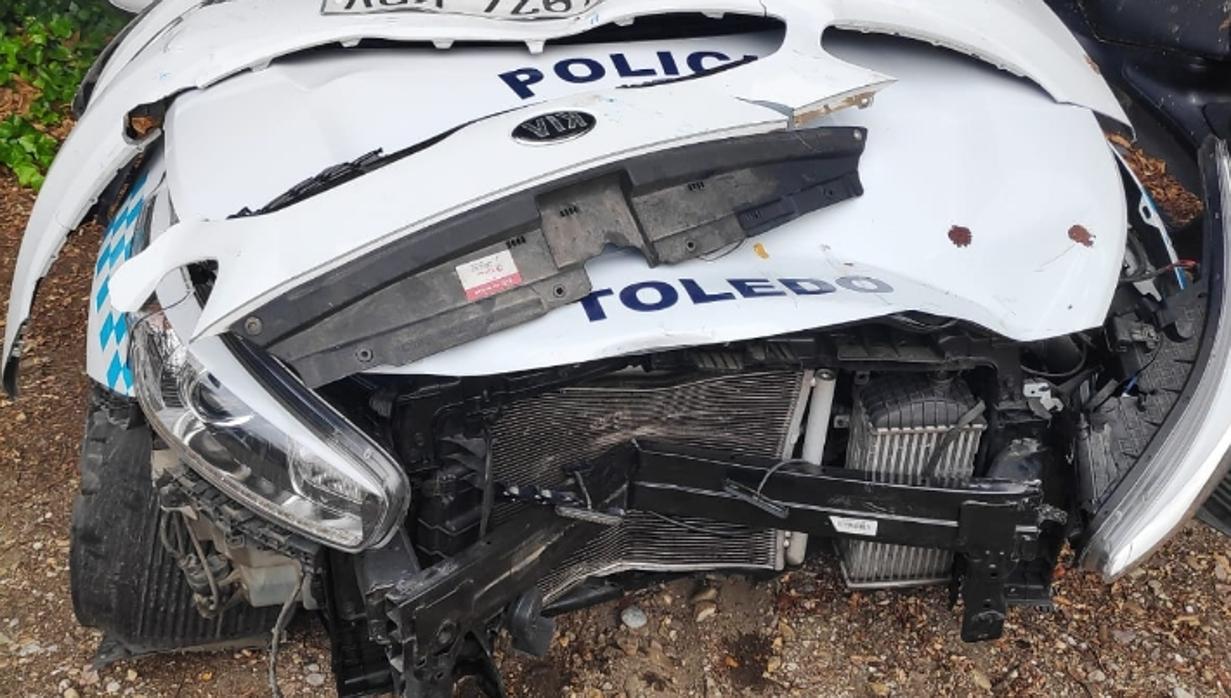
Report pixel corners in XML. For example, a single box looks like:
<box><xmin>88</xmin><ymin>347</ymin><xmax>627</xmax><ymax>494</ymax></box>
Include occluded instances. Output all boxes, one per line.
<box><xmin>456</xmin><ymin>250</ymin><xmax>523</xmax><ymax>301</ymax></box>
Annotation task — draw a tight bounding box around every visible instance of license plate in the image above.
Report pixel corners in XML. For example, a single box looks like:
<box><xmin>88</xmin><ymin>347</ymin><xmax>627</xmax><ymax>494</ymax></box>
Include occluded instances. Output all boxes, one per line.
<box><xmin>321</xmin><ymin>0</ymin><xmax>605</xmax><ymax>19</ymax></box>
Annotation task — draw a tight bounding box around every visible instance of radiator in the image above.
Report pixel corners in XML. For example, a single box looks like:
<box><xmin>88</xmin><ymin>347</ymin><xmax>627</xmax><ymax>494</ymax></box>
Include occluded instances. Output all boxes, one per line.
<box><xmin>841</xmin><ymin>375</ymin><xmax>986</xmax><ymax>588</ymax></box>
<box><xmin>489</xmin><ymin>370</ymin><xmax>809</xmax><ymax>602</ymax></box>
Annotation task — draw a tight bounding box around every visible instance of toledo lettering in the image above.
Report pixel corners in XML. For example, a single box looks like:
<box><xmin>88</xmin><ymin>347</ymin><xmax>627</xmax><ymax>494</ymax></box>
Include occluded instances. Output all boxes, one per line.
<box><xmin>579</xmin><ymin>276</ymin><xmax>895</xmax><ymax>322</ymax></box>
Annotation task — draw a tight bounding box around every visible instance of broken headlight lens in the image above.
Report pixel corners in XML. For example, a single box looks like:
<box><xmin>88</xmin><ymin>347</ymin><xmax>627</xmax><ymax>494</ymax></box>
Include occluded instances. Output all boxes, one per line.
<box><xmin>130</xmin><ymin>309</ymin><xmax>408</xmax><ymax>552</ymax></box>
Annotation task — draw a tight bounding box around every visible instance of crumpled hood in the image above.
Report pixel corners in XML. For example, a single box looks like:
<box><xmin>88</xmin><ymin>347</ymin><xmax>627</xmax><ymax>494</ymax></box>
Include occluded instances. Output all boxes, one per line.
<box><xmin>143</xmin><ymin>30</ymin><xmax>1126</xmax><ymax>380</ymax></box>
<box><xmin>4</xmin><ymin>0</ymin><xmax>1129</xmax><ymax>391</ymax></box>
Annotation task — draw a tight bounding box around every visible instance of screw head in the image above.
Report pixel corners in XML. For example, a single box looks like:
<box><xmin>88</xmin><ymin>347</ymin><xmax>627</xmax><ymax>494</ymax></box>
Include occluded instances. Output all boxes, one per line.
<box><xmin>243</xmin><ymin>316</ymin><xmax>263</xmax><ymax>335</ymax></box>
<box><xmin>436</xmin><ymin>621</ymin><xmax>456</xmax><ymax>647</ymax></box>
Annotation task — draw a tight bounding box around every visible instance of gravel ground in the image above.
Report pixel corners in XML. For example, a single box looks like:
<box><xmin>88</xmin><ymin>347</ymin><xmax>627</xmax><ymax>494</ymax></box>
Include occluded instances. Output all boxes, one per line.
<box><xmin>2</xmin><ymin>157</ymin><xmax>1230</xmax><ymax>698</ymax></box>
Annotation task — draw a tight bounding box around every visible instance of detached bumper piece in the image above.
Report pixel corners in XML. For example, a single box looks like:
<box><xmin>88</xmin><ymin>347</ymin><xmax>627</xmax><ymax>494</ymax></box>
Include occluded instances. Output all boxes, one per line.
<box><xmin>369</xmin><ymin>441</ymin><xmax>1053</xmax><ymax>697</ymax></box>
<box><xmin>237</xmin><ymin>128</ymin><xmax>866</xmax><ymax>386</ymax></box>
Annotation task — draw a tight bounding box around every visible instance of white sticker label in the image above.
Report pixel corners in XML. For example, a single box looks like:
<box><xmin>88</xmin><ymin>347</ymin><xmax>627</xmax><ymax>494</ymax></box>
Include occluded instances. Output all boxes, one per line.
<box><xmin>830</xmin><ymin>516</ymin><xmax>878</xmax><ymax>537</ymax></box>
<box><xmin>456</xmin><ymin>250</ymin><xmax>523</xmax><ymax>301</ymax></box>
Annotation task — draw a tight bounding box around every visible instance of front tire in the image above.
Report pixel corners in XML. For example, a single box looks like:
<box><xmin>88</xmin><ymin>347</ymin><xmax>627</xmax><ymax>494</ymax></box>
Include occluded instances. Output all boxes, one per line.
<box><xmin>70</xmin><ymin>384</ymin><xmax>277</xmax><ymax>663</ymax></box>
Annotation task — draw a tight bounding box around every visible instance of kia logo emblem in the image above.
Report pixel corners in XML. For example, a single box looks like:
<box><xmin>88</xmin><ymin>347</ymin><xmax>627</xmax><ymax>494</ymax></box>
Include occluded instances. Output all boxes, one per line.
<box><xmin>512</xmin><ymin>111</ymin><xmax>596</xmax><ymax>145</ymax></box>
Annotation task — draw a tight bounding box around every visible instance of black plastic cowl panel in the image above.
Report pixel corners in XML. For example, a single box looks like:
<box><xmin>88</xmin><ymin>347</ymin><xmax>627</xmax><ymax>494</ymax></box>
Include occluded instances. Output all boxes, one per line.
<box><xmin>236</xmin><ymin>128</ymin><xmax>867</xmax><ymax>387</ymax></box>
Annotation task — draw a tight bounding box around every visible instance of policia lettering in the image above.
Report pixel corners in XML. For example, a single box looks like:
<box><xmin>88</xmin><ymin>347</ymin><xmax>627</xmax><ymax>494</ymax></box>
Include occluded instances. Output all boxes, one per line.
<box><xmin>579</xmin><ymin>276</ymin><xmax>894</xmax><ymax>322</ymax></box>
<box><xmin>499</xmin><ymin>50</ymin><xmax>757</xmax><ymax>99</ymax></box>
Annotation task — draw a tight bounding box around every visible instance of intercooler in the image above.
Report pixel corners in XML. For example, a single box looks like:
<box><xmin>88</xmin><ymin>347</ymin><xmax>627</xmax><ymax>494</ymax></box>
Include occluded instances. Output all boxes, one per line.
<box><xmin>840</xmin><ymin>375</ymin><xmax>986</xmax><ymax>588</ymax></box>
<box><xmin>489</xmin><ymin>370</ymin><xmax>810</xmax><ymax>602</ymax></box>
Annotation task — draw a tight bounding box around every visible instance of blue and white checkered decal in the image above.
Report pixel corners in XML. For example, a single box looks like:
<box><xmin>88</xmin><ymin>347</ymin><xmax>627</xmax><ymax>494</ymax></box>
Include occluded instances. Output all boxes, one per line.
<box><xmin>88</xmin><ymin>173</ymin><xmax>149</xmax><ymax>395</ymax></box>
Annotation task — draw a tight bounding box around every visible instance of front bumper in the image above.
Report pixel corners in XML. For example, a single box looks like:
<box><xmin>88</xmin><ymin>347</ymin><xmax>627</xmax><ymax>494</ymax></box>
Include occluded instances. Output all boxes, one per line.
<box><xmin>1080</xmin><ymin>138</ymin><xmax>1231</xmax><ymax>579</ymax></box>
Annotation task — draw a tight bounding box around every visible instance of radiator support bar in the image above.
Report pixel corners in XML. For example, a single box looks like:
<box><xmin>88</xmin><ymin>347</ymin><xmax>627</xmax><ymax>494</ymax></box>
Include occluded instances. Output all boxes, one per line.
<box><xmin>379</xmin><ymin>440</ymin><xmax>1052</xmax><ymax>696</ymax></box>
<box><xmin>628</xmin><ymin>441</ymin><xmax>1053</xmax><ymax>641</ymax></box>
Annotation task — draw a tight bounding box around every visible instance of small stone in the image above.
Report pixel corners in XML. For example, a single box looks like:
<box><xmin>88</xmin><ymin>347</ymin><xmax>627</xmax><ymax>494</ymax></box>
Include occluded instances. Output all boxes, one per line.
<box><xmin>624</xmin><ymin>675</ymin><xmax>642</xmax><ymax>695</ymax></box>
<box><xmin>1216</xmin><ymin>557</ymin><xmax>1231</xmax><ymax>582</ymax></box>
<box><xmin>305</xmin><ymin>673</ymin><xmax>326</xmax><ymax>687</ymax></box>
<box><xmin>602</xmin><ymin>682</ymin><xmax>614</xmax><ymax>691</ymax></box>
<box><xmin>616</xmin><ymin>635</ymin><xmax>639</xmax><ymax>656</ymax></box>
<box><xmin>17</xmin><ymin>641</ymin><xmax>41</xmax><ymax>657</ymax></box>
<box><xmin>694</xmin><ymin>601</ymin><xmax>717</xmax><ymax>623</ymax></box>
<box><xmin>621</xmin><ymin>606</ymin><xmax>648</xmax><ymax>630</ymax></box>
<box><xmin>777</xmin><ymin>620</ymin><xmax>796</xmax><ymax>643</ymax></box>
<box><xmin>63</xmin><ymin>689</ymin><xmax>80</xmax><ymax>698</ymax></box>
<box><xmin>306</xmin><ymin>663</ymin><xmax>320</xmax><ymax>673</ymax></box>
<box><xmin>971</xmin><ymin>669</ymin><xmax>992</xmax><ymax>691</ymax></box>
<box><xmin>1089</xmin><ymin>669</ymin><xmax>1106</xmax><ymax>683</ymax></box>
<box><xmin>1171</xmin><ymin>686</ymin><xmax>1196</xmax><ymax>698</ymax></box>
<box><xmin>1112</xmin><ymin>629</ymin><xmax>1137</xmax><ymax>645</ymax></box>
<box><xmin>869</xmin><ymin>682</ymin><xmax>891</xmax><ymax>696</ymax></box>
<box><xmin>80</xmin><ymin>668</ymin><xmax>100</xmax><ymax>686</ymax></box>
<box><xmin>125</xmin><ymin>669</ymin><xmax>138</xmax><ymax>681</ymax></box>
<box><xmin>105</xmin><ymin>681</ymin><xmax>121</xmax><ymax>695</ymax></box>
<box><xmin>690</xmin><ymin>587</ymin><xmax>719</xmax><ymax>604</ymax></box>
<box><xmin>766</xmin><ymin>656</ymin><xmax>782</xmax><ymax>674</ymax></box>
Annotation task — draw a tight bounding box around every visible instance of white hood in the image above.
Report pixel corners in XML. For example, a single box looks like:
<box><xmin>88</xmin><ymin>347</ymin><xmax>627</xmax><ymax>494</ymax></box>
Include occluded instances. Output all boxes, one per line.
<box><xmin>5</xmin><ymin>0</ymin><xmax>1129</xmax><ymax>390</ymax></box>
<box><xmin>144</xmin><ymin>30</ymin><xmax>1124</xmax><ymax>378</ymax></box>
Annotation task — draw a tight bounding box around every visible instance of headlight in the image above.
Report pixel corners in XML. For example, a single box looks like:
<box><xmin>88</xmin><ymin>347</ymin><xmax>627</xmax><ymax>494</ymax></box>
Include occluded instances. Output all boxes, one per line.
<box><xmin>1080</xmin><ymin>139</ymin><xmax>1231</xmax><ymax>579</ymax></box>
<box><xmin>131</xmin><ymin>308</ymin><xmax>409</xmax><ymax>552</ymax></box>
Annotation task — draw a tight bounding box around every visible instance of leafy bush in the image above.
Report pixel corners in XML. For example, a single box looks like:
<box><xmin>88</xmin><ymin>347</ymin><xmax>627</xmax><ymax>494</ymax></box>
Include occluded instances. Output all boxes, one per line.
<box><xmin>0</xmin><ymin>1</ymin><xmax>126</xmax><ymax>189</ymax></box>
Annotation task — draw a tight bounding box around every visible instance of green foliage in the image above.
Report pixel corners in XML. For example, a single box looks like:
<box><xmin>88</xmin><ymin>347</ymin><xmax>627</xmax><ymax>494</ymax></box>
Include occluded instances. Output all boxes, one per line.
<box><xmin>0</xmin><ymin>1</ymin><xmax>126</xmax><ymax>189</ymax></box>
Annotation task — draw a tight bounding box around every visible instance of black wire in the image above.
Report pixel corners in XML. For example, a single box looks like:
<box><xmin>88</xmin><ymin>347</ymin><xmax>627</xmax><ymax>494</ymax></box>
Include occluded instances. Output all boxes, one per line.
<box><xmin>1086</xmin><ymin>342</ymin><xmax>1164</xmax><ymax>413</ymax></box>
<box><xmin>574</xmin><ymin>471</ymin><xmax>593</xmax><ymax>510</ymax></box>
<box><xmin>921</xmin><ymin>400</ymin><xmax>986</xmax><ymax>482</ymax></box>
<box><xmin>182</xmin><ymin>514</ymin><xmax>222</xmax><ymax>619</ymax></box>
<box><xmin>158</xmin><ymin>512</ymin><xmax>223</xmax><ymax>632</ymax></box>
<box><xmin>754</xmin><ymin>459</ymin><xmax>813</xmax><ymax>497</ymax></box>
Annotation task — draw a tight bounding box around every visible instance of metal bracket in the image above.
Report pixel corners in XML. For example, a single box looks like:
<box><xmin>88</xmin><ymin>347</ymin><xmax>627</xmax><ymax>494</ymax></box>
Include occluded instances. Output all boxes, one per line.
<box><xmin>382</xmin><ymin>446</ymin><xmax>636</xmax><ymax>696</ymax></box>
<box><xmin>954</xmin><ymin>502</ymin><xmax>1019</xmax><ymax>641</ymax></box>
<box><xmin>384</xmin><ymin>508</ymin><xmax>598</xmax><ymax>696</ymax></box>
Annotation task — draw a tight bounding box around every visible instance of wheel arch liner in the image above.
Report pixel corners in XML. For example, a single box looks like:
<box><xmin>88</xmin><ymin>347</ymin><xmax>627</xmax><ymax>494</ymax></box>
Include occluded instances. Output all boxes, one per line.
<box><xmin>4</xmin><ymin>0</ymin><xmax>1128</xmax><ymax>395</ymax></box>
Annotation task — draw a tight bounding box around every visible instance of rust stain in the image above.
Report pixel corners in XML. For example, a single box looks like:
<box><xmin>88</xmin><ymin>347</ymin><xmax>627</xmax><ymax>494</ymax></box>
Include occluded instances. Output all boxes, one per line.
<box><xmin>1220</xmin><ymin>15</ymin><xmax>1230</xmax><ymax>31</ymax></box>
<box><xmin>793</xmin><ymin>91</ymin><xmax>876</xmax><ymax>127</ymax></box>
<box><xmin>948</xmin><ymin>225</ymin><xmax>973</xmax><ymax>248</ymax></box>
<box><xmin>1068</xmin><ymin>225</ymin><xmax>1095</xmax><ymax>248</ymax></box>
<box><xmin>1084</xmin><ymin>54</ymin><xmax>1101</xmax><ymax>75</ymax></box>
<box><xmin>753</xmin><ymin>242</ymin><xmax>769</xmax><ymax>259</ymax></box>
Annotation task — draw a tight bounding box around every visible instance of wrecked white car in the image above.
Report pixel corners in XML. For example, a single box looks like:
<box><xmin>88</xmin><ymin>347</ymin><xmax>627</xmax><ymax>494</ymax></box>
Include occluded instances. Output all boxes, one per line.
<box><xmin>5</xmin><ymin>0</ymin><xmax>1231</xmax><ymax>695</ymax></box>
